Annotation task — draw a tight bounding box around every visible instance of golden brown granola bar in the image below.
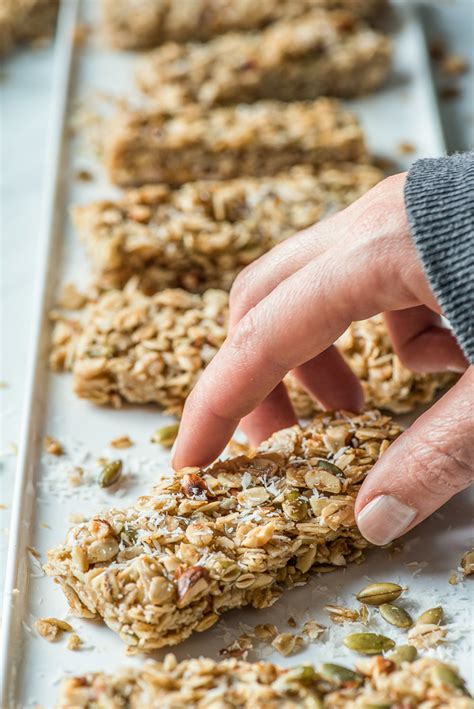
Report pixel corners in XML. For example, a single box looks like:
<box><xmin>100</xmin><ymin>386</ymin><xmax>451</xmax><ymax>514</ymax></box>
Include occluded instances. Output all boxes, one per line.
<box><xmin>58</xmin><ymin>655</ymin><xmax>473</xmax><ymax>708</ymax></box>
<box><xmin>136</xmin><ymin>11</ymin><xmax>391</xmax><ymax>108</ymax></box>
<box><xmin>100</xmin><ymin>0</ymin><xmax>388</xmax><ymax>50</ymax></box>
<box><xmin>45</xmin><ymin>411</ymin><xmax>401</xmax><ymax>650</ymax></box>
<box><xmin>286</xmin><ymin>316</ymin><xmax>456</xmax><ymax>416</ymax></box>
<box><xmin>50</xmin><ymin>284</ymin><xmax>455</xmax><ymax>417</ymax></box>
<box><xmin>105</xmin><ymin>99</ymin><xmax>368</xmax><ymax>187</ymax></box>
<box><xmin>73</xmin><ymin>164</ymin><xmax>384</xmax><ymax>293</ymax></box>
<box><xmin>0</xmin><ymin>0</ymin><xmax>58</xmax><ymax>55</ymax></box>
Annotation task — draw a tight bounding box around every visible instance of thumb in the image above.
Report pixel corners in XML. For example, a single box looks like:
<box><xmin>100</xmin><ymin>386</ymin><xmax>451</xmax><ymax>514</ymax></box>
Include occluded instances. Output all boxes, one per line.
<box><xmin>355</xmin><ymin>367</ymin><xmax>473</xmax><ymax>546</ymax></box>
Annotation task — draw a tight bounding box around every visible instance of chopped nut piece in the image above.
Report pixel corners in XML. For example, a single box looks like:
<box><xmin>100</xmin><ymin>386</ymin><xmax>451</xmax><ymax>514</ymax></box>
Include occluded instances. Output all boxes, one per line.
<box><xmin>67</xmin><ymin>633</ymin><xmax>82</xmax><ymax>651</ymax></box>
<box><xmin>35</xmin><ymin>617</ymin><xmax>73</xmax><ymax>642</ymax></box>
<box><xmin>110</xmin><ymin>435</ymin><xmax>133</xmax><ymax>449</ymax></box>
<box><xmin>68</xmin><ymin>466</ymin><xmax>84</xmax><ymax>488</ymax></box>
<box><xmin>302</xmin><ymin>619</ymin><xmax>326</xmax><ymax>641</ymax></box>
<box><xmin>441</xmin><ymin>54</ymin><xmax>468</xmax><ymax>76</ymax></box>
<box><xmin>44</xmin><ymin>436</ymin><xmax>63</xmax><ymax>456</ymax></box>
<box><xmin>254</xmin><ymin>623</ymin><xmax>278</xmax><ymax>641</ymax></box>
<box><xmin>408</xmin><ymin>623</ymin><xmax>447</xmax><ymax>649</ymax></box>
<box><xmin>57</xmin><ymin>654</ymin><xmax>473</xmax><ymax>707</ymax></box>
<box><xmin>460</xmin><ymin>549</ymin><xmax>474</xmax><ymax>577</ymax></box>
<box><xmin>325</xmin><ymin>604</ymin><xmax>363</xmax><ymax>624</ymax></box>
<box><xmin>271</xmin><ymin>632</ymin><xmax>304</xmax><ymax>657</ymax></box>
<box><xmin>45</xmin><ymin>411</ymin><xmax>401</xmax><ymax>651</ymax></box>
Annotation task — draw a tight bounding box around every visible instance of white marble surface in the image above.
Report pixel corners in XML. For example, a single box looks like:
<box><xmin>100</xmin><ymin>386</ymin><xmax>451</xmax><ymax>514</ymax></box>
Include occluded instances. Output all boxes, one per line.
<box><xmin>0</xmin><ymin>0</ymin><xmax>473</xmax><ymax>645</ymax></box>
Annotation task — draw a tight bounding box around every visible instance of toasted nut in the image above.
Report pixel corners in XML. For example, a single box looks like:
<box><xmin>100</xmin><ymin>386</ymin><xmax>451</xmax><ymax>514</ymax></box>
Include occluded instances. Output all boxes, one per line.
<box><xmin>181</xmin><ymin>471</ymin><xmax>210</xmax><ymax>499</ymax></box>
<box><xmin>379</xmin><ymin>603</ymin><xmax>412</xmax><ymax>628</ymax></box>
<box><xmin>387</xmin><ymin>644</ymin><xmax>418</xmax><ymax>666</ymax></box>
<box><xmin>319</xmin><ymin>663</ymin><xmax>362</xmax><ymax>686</ymax></box>
<box><xmin>151</xmin><ymin>423</ymin><xmax>179</xmax><ymax>448</ymax></box>
<box><xmin>242</xmin><ymin>521</ymin><xmax>276</xmax><ymax>548</ymax></box>
<box><xmin>356</xmin><ymin>582</ymin><xmax>403</xmax><ymax>606</ymax></box>
<box><xmin>67</xmin><ymin>633</ymin><xmax>82</xmax><ymax>651</ymax></box>
<box><xmin>416</xmin><ymin>606</ymin><xmax>443</xmax><ymax>626</ymax></box>
<box><xmin>99</xmin><ymin>460</ymin><xmax>122</xmax><ymax>488</ymax></box>
<box><xmin>176</xmin><ymin>565</ymin><xmax>210</xmax><ymax>607</ymax></box>
<box><xmin>343</xmin><ymin>632</ymin><xmax>395</xmax><ymax>655</ymax></box>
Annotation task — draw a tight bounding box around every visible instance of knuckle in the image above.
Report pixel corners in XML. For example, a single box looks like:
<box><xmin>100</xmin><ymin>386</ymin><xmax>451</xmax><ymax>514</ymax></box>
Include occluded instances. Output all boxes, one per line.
<box><xmin>411</xmin><ymin>434</ymin><xmax>473</xmax><ymax>496</ymax></box>
<box><xmin>229</xmin><ymin>265</ymin><xmax>257</xmax><ymax>318</ymax></box>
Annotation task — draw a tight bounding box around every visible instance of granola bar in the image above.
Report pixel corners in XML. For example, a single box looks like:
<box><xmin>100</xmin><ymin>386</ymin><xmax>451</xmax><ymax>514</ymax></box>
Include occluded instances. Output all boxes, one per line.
<box><xmin>58</xmin><ymin>655</ymin><xmax>473</xmax><ymax>708</ymax></box>
<box><xmin>100</xmin><ymin>0</ymin><xmax>387</xmax><ymax>50</ymax></box>
<box><xmin>135</xmin><ymin>11</ymin><xmax>391</xmax><ymax>108</ymax></box>
<box><xmin>73</xmin><ymin>164</ymin><xmax>384</xmax><ymax>293</ymax></box>
<box><xmin>105</xmin><ymin>99</ymin><xmax>368</xmax><ymax>187</ymax></box>
<box><xmin>50</xmin><ymin>285</ymin><xmax>228</xmax><ymax>415</ymax></box>
<box><xmin>0</xmin><ymin>0</ymin><xmax>58</xmax><ymax>55</ymax></box>
<box><xmin>45</xmin><ymin>410</ymin><xmax>401</xmax><ymax>650</ymax></box>
<box><xmin>286</xmin><ymin>315</ymin><xmax>456</xmax><ymax>416</ymax></box>
<box><xmin>50</xmin><ymin>285</ymin><xmax>455</xmax><ymax>416</ymax></box>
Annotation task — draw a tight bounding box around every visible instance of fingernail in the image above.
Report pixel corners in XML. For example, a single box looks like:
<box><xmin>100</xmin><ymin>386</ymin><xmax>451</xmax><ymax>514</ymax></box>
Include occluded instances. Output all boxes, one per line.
<box><xmin>447</xmin><ymin>365</ymin><xmax>466</xmax><ymax>374</ymax></box>
<box><xmin>357</xmin><ymin>495</ymin><xmax>416</xmax><ymax>546</ymax></box>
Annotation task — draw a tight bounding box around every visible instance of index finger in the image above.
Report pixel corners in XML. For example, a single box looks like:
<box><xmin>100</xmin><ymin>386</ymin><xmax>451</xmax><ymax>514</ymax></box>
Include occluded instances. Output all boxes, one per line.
<box><xmin>172</xmin><ymin>239</ymin><xmax>415</xmax><ymax>469</ymax></box>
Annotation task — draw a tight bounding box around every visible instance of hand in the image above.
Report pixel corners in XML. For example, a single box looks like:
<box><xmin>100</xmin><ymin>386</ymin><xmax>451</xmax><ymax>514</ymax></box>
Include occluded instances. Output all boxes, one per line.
<box><xmin>173</xmin><ymin>173</ymin><xmax>472</xmax><ymax>545</ymax></box>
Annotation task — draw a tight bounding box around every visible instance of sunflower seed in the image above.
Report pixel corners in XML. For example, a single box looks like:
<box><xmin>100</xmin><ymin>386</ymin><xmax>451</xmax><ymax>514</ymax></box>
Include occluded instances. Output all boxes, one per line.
<box><xmin>356</xmin><ymin>582</ymin><xmax>403</xmax><ymax>606</ymax></box>
<box><xmin>379</xmin><ymin>603</ymin><xmax>412</xmax><ymax>628</ymax></box>
<box><xmin>99</xmin><ymin>460</ymin><xmax>122</xmax><ymax>488</ymax></box>
<box><xmin>343</xmin><ymin>632</ymin><xmax>395</xmax><ymax>655</ymax></box>
<box><xmin>416</xmin><ymin>606</ymin><xmax>443</xmax><ymax>626</ymax></box>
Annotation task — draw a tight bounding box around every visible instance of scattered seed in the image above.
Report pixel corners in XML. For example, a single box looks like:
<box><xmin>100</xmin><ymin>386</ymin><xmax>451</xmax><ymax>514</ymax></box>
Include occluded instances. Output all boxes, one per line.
<box><xmin>432</xmin><ymin>665</ymin><xmax>467</xmax><ymax>692</ymax></box>
<box><xmin>379</xmin><ymin>603</ymin><xmax>412</xmax><ymax>628</ymax></box>
<box><xmin>67</xmin><ymin>633</ymin><xmax>82</xmax><ymax>650</ymax></box>
<box><xmin>408</xmin><ymin>623</ymin><xmax>447</xmax><ymax>649</ymax></box>
<box><xmin>254</xmin><ymin>623</ymin><xmax>278</xmax><ymax>641</ymax></box>
<box><xmin>448</xmin><ymin>573</ymin><xmax>459</xmax><ymax>585</ymax></box>
<box><xmin>319</xmin><ymin>663</ymin><xmax>362</xmax><ymax>686</ymax></box>
<box><xmin>416</xmin><ymin>606</ymin><xmax>443</xmax><ymax>626</ymax></box>
<box><xmin>317</xmin><ymin>459</ymin><xmax>343</xmax><ymax>476</ymax></box>
<box><xmin>271</xmin><ymin>632</ymin><xmax>304</xmax><ymax>657</ymax></box>
<box><xmin>460</xmin><ymin>549</ymin><xmax>474</xmax><ymax>577</ymax></box>
<box><xmin>99</xmin><ymin>460</ymin><xmax>122</xmax><ymax>488</ymax></box>
<box><xmin>388</xmin><ymin>644</ymin><xmax>418</xmax><ymax>666</ymax></box>
<box><xmin>302</xmin><ymin>620</ymin><xmax>326</xmax><ymax>641</ymax></box>
<box><xmin>287</xmin><ymin>616</ymin><xmax>297</xmax><ymax>628</ymax></box>
<box><xmin>284</xmin><ymin>665</ymin><xmax>316</xmax><ymax>683</ymax></box>
<box><xmin>343</xmin><ymin>632</ymin><xmax>395</xmax><ymax>655</ymax></box>
<box><xmin>356</xmin><ymin>582</ymin><xmax>403</xmax><ymax>606</ymax></box>
<box><xmin>151</xmin><ymin>423</ymin><xmax>179</xmax><ymax>448</ymax></box>
<box><xmin>110</xmin><ymin>435</ymin><xmax>133</xmax><ymax>449</ymax></box>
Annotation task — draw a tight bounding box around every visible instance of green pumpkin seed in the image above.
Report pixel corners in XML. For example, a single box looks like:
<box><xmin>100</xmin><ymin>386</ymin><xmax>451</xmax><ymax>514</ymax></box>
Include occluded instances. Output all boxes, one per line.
<box><xmin>416</xmin><ymin>606</ymin><xmax>443</xmax><ymax>625</ymax></box>
<box><xmin>356</xmin><ymin>582</ymin><xmax>403</xmax><ymax>606</ymax></box>
<box><xmin>302</xmin><ymin>698</ymin><xmax>323</xmax><ymax>709</ymax></box>
<box><xmin>319</xmin><ymin>663</ymin><xmax>362</xmax><ymax>686</ymax></box>
<box><xmin>285</xmin><ymin>665</ymin><xmax>316</xmax><ymax>684</ymax></box>
<box><xmin>432</xmin><ymin>665</ymin><xmax>467</xmax><ymax>692</ymax></box>
<box><xmin>317</xmin><ymin>459</ymin><xmax>343</xmax><ymax>475</ymax></box>
<box><xmin>151</xmin><ymin>423</ymin><xmax>179</xmax><ymax>448</ymax></box>
<box><xmin>343</xmin><ymin>632</ymin><xmax>395</xmax><ymax>655</ymax></box>
<box><xmin>99</xmin><ymin>460</ymin><xmax>122</xmax><ymax>488</ymax></box>
<box><xmin>387</xmin><ymin>644</ymin><xmax>418</xmax><ymax>666</ymax></box>
<box><xmin>282</xmin><ymin>491</ymin><xmax>308</xmax><ymax>521</ymax></box>
<box><xmin>379</xmin><ymin>603</ymin><xmax>413</xmax><ymax>628</ymax></box>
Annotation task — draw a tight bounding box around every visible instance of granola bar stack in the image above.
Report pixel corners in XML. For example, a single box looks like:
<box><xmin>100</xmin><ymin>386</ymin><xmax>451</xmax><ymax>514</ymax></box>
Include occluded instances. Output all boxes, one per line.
<box><xmin>45</xmin><ymin>411</ymin><xmax>402</xmax><ymax>650</ymax></box>
<box><xmin>58</xmin><ymin>655</ymin><xmax>473</xmax><ymax>708</ymax></box>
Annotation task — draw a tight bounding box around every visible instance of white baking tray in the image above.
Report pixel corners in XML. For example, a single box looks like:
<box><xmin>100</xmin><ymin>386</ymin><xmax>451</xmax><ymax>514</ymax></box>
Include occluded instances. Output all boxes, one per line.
<box><xmin>1</xmin><ymin>1</ymin><xmax>473</xmax><ymax>706</ymax></box>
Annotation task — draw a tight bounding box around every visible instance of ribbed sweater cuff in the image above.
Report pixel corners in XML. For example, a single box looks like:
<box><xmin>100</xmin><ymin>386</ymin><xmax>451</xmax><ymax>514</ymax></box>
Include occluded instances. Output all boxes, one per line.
<box><xmin>404</xmin><ymin>152</ymin><xmax>474</xmax><ymax>363</ymax></box>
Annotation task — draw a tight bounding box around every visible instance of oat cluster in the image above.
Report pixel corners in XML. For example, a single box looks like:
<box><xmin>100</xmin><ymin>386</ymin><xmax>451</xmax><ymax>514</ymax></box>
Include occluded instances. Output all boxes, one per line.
<box><xmin>0</xmin><ymin>0</ymin><xmax>58</xmax><ymax>55</ymax></box>
<box><xmin>100</xmin><ymin>0</ymin><xmax>387</xmax><ymax>49</ymax></box>
<box><xmin>45</xmin><ymin>411</ymin><xmax>401</xmax><ymax>651</ymax></box>
<box><xmin>58</xmin><ymin>654</ymin><xmax>473</xmax><ymax>708</ymax></box>
<box><xmin>73</xmin><ymin>164</ymin><xmax>383</xmax><ymax>293</ymax></box>
<box><xmin>135</xmin><ymin>10</ymin><xmax>391</xmax><ymax>108</ymax></box>
<box><xmin>105</xmin><ymin>98</ymin><xmax>368</xmax><ymax>187</ymax></box>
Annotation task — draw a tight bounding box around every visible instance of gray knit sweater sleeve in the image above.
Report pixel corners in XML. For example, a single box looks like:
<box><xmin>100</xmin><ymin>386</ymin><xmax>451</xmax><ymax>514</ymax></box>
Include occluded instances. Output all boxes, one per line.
<box><xmin>404</xmin><ymin>151</ymin><xmax>474</xmax><ymax>363</ymax></box>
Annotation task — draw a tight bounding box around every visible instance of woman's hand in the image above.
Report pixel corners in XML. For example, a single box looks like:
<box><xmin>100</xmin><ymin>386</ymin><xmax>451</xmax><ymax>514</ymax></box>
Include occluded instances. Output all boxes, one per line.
<box><xmin>173</xmin><ymin>172</ymin><xmax>472</xmax><ymax>546</ymax></box>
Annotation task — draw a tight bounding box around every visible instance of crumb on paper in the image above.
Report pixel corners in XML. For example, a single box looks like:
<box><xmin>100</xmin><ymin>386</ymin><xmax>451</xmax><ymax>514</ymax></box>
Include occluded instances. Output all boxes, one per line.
<box><xmin>302</xmin><ymin>620</ymin><xmax>326</xmax><ymax>641</ymax></box>
<box><xmin>58</xmin><ymin>282</ymin><xmax>88</xmax><ymax>310</ymax></box>
<box><xmin>35</xmin><ymin>617</ymin><xmax>73</xmax><ymax>642</ymax></box>
<box><xmin>325</xmin><ymin>604</ymin><xmax>364</xmax><ymax>625</ymax></box>
<box><xmin>0</xmin><ymin>503</ymin><xmax>7</xmax><ymax>510</ymax></box>
<box><xmin>439</xmin><ymin>85</ymin><xmax>460</xmax><ymax>100</ymax></box>
<box><xmin>0</xmin><ymin>380</ymin><xmax>9</xmax><ymax>388</ymax></box>
<box><xmin>407</xmin><ymin>623</ymin><xmax>447</xmax><ymax>650</ymax></box>
<box><xmin>67</xmin><ymin>633</ymin><xmax>82</xmax><ymax>651</ymax></box>
<box><xmin>448</xmin><ymin>573</ymin><xmax>459</xmax><ymax>585</ymax></box>
<box><xmin>75</xmin><ymin>168</ymin><xmax>94</xmax><ymax>182</ymax></box>
<box><xmin>429</xmin><ymin>38</ymin><xmax>446</xmax><ymax>62</ymax></box>
<box><xmin>27</xmin><ymin>546</ymin><xmax>41</xmax><ymax>560</ymax></box>
<box><xmin>287</xmin><ymin>616</ymin><xmax>297</xmax><ymax>628</ymax></box>
<box><xmin>68</xmin><ymin>466</ymin><xmax>84</xmax><ymax>487</ymax></box>
<box><xmin>73</xmin><ymin>22</ymin><xmax>90</xmax><ymax>47</ymax></box>
<box><xmin>40</xmin><ymin>522</ymin><xmax>51</xmax><ymax>529</ymax></box>
<box><xmin>460</xmin><ymin>549</ymin><xmax>474</xmax><ymax>577</ymax></box>
<box><xmin>271</xmin><ymin>632</ymin><xmax>304</xmax><ymax>657</ymax></box>
<box><xmin>68</xmin><ymin>513</ymin><xmax>86</xmax><ymax>523</ymax></box>
<box><xmin>8</xmin><ymin>442</ymin><xmax>18</xmax><ymax>455</ymax></box>
<box><xmin>44</xmin><ymin>436</ymin><xmax>63</xmax><ymax>456</ymax></box>
<box><xmin>110</xmin><ymin>435</ymin><xmax>133</xmax><ymax>449</ymax></box>
<box><xmin>398</xmin><ymin>141</ymin><xmax>416</xmax><ymax>155</ymax></box>
<box><xmin>254</xmin><ymin>623</ymin><xmax>278</xmax><ymax>641</ymax></box>
<box><xmin>441</xmin><ymin>54</ymin><xmax>468</xmax><ymax>76</ymax></box>
<box><xmin>219</xmin><ymin>634</ymin><xmax>253</xmax><ymax>660</ymax></box>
